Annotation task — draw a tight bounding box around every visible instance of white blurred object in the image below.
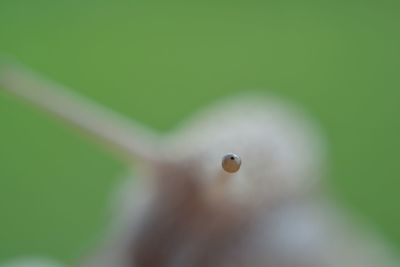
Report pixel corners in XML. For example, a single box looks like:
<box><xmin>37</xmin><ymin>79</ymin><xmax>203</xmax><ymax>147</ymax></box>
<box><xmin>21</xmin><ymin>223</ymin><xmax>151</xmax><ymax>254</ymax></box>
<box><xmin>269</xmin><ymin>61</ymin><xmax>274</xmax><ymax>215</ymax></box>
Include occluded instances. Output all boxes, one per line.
<box><xmin>1</xmin><ymin>62</ymin><xmax>398</xmax><ymax>267</ymax></box>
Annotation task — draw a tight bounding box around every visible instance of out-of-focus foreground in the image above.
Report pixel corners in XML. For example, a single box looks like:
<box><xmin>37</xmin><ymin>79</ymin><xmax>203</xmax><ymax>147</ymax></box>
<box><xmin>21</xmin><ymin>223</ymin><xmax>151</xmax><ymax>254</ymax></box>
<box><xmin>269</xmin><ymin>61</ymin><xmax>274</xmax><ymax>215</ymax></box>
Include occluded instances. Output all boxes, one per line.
<box><xmin>0</xmin><ymin>0</ymin><xmax>399</xmax><ymax>265</ymax></box>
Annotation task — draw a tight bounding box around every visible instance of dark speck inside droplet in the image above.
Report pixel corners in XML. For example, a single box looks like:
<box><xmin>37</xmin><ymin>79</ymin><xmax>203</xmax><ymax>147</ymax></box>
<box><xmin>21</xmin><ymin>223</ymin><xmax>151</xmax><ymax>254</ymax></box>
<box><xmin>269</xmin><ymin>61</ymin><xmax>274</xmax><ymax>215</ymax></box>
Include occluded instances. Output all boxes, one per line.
<box><xmin>230</xmin><ymin>156</ymin><xmax>235</xmax><ymax>160</ymax></box>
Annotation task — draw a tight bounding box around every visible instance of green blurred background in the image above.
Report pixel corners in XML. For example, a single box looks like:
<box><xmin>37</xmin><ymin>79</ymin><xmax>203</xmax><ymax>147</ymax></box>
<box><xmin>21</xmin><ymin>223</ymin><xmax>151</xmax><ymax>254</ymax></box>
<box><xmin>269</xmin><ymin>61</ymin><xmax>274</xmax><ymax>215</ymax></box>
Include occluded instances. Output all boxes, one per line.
<box><xmin>0</xmin><ymin>0</ymin><xmax>399</xmax><ymax>263</ymax></box>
